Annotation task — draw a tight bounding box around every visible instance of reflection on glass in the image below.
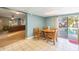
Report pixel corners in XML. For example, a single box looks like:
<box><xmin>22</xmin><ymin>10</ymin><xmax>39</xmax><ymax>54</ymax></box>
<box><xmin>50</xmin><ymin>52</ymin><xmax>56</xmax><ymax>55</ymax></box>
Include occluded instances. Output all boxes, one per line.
<box><xmin>58</xmin><ymin>16</ymin><xmax>79</xmax><ymax>41</ymax></box>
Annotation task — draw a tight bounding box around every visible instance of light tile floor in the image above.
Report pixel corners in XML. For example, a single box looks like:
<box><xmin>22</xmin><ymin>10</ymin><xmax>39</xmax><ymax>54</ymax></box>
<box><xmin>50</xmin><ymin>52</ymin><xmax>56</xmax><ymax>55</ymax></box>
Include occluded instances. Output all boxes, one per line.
<box><xmin>0</xmin><ymin>38</ymin><xmax>78</xmax><ymax>51</ymax></box>
<box><xmin>0</xmin><ymin>39</ymin><xmax>56</xmax><ymax>51</ymax></box>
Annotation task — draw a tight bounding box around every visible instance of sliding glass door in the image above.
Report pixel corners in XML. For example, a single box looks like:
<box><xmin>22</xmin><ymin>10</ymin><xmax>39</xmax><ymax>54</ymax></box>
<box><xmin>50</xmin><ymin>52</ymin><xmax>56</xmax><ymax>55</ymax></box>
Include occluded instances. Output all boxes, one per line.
<box><xmin>58</xmin><ymin>15</ymin><xmax>79</xmax><ymax>40</ymax></box>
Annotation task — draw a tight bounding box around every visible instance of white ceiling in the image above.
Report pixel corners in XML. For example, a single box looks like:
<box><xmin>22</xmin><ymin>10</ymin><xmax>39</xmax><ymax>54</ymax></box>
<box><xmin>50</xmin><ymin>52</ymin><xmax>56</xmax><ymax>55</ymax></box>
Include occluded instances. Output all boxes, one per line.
<box><xmin>8</xmin><ymin>7</ymin><xmax>79</xmax><ymax>17</ymax></box>
<box><xmin>0</xmin><ymin>8</ymin><xmax>25</xmax><ymax>18</ymax></box>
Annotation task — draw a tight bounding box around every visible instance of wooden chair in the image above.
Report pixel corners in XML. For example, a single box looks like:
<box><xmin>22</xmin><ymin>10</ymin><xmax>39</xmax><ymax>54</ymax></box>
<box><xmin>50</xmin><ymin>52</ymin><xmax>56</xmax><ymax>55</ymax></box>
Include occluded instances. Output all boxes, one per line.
<box><xmin>41</xmin><ymin>26</ymin><xmax>49</xmax><ymax>39</ymax></box>
<box><xmin>44</xmin><ymin>29</ymin><xmax>57</xmax><ymax>45</ymax></box>
<box><xmin>33</xmin><ymin>28</ymin><xmax>41</xmax><ymax>40</ymax></box>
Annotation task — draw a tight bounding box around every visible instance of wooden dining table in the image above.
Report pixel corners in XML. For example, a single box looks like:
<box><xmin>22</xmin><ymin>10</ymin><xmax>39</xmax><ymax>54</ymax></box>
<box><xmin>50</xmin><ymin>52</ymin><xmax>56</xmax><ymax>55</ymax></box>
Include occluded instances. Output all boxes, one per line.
<box><xmin>42</xmin><ymin>29</ymin><xmax>57</xmax><ymax>43</ymax></box>
<box><xmin>42</xmin><ymin>29</ymin><xmax>56</xmax><ymax>33</ymax></box>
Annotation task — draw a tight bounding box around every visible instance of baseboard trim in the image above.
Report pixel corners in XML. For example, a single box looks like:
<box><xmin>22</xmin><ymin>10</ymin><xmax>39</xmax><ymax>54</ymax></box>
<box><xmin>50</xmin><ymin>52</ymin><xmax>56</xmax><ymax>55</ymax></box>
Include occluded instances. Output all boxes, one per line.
<box><xmin>26</xmin><ymin>36</ymin><xmax>34</xmax><ymax>39</ymax></box>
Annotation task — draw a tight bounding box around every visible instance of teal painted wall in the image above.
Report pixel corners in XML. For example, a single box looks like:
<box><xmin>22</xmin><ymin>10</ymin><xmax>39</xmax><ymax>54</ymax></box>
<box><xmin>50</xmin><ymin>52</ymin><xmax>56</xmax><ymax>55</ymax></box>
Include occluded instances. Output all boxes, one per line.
<box><xmin>45</xmin><ymin>16</ymin><xmax>57</xmax><ymax>28</ymax></box>
<box><xmin>27</xmin><ymin>14</ymin><xmax>45</xmax><ymax>37</ymax></box>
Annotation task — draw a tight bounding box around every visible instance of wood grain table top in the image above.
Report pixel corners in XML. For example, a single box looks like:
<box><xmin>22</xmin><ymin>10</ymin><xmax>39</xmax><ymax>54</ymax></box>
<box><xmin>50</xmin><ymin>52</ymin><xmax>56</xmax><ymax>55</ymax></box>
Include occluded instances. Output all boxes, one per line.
<box><xmin>42</xmin><ymin>29</ymin><xmax>56</xmax><ymax>33</ymax></box>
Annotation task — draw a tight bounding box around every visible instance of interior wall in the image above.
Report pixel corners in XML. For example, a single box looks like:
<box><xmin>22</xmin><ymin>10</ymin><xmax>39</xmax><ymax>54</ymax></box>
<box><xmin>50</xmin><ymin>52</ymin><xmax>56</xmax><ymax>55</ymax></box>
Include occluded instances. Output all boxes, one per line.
<box><xmin>27</xmin><ymin>13</ymin><xmax>45</xmax><ymax>37</ymax></box>
<box><xmin>45</xmin><ymin>16</ymin><xmax>58</xmax><ymax>28</ymax></box>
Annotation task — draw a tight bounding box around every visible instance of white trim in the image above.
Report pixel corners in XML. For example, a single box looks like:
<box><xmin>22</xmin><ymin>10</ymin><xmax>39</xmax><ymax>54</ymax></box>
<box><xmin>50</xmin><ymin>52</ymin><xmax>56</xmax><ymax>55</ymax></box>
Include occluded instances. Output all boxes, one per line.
<box><xmin>26</xmin><ymin>36</ymin><xmax>34</xmax><ymax>39</ymax></box>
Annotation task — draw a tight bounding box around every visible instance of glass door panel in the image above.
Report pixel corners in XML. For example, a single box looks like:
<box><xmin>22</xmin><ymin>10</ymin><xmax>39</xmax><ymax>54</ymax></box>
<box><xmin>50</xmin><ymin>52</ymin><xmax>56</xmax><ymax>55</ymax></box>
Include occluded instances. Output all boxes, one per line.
<box><xmin>58</xmin><ymin>16</ymin><xmax>68</xmax><ymax>39</ymax></box>
<box><xmin>68</xmin><ymin>16</ymin><xmax>78</xmax><ymax>40</ymax></box>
